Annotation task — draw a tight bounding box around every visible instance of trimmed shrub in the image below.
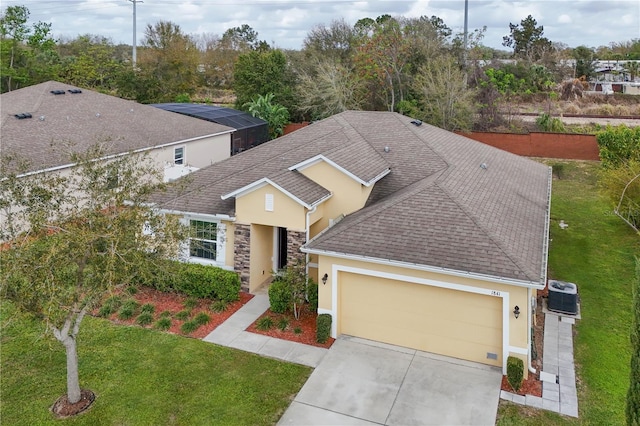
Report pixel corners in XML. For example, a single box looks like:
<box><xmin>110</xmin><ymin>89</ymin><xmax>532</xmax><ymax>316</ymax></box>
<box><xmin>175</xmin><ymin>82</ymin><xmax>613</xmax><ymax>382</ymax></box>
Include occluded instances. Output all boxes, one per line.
<box><xmin>160</xmin><ymin>310</ymin><xmax>171</xmax><ymax>318</ymax></box>
<box><xmin>278</xmin><ymin>318</ymin><xmax>289</xmax><ymax>331</ymax></box>
<box><xmin>136</xmin><ymin>312</ymin><xmax>154</xmax><ymax>326</ymax></box>
<box><xmin>175</xmin><ymin>310</ymin><xmax>190</xmax><ymax>321</ymax></box>
<box><xmin>180</xmin><ymin>320</ymin><xmax>200</xmax><ymax>334</ymax></box>
<box><xmin>183</xmin><ymin>297</ymin><xmax>198</xmax><ymax>309</ymax></box>
<box><xmin>125</xmin><ymin>286</ymin><xmax>138</xmax><ymax>295</ymax></box>
<box><xmin>210</xmin><ymin>300</ymin><xmax>228</xmax><ymax>313</ymax></box>
<box><xmin>269</xmin><ymin>279</ymin><xmax>291</xmax><ymax>314</ymax></box>
<box><xmin>307</xmin><ymin>281</ymin><xmax>318</xmax><ymax>313</ymax></box>
<box><xmin>256</xmin><ymin>316</ymin><xmax>274</xmax><ymax>330</ymax></box>
<box><xmin>98</xmin><ymin>295</ymin><xmax>122</xmax><ymax>317</ymax></box>
<box><xmin>140</xmin><ymin>303</ymin><xmax>155</xmax><ymax>314</ymax></box>
<box><xmin>194</xmin><ymin>312</ymin><xmax>210</xmax><ymax>326</ymax></box>
<box><xmin>154</xmin><ymin>317</ymin><xmax>172</xmax><ymax>330</ymax></box>
<box><xmin>117</xmin><ymin>300</ymin><xmax>139</xmax><ymax>320</ymax></box>
<box><xmin>294</xmin><ymin>327</ymin><xmax>302</xmax><ymax>334</ymax></box>
<box><xmin>177</xmin><ymin>263</ymin><xmax>240</xmax><ymax>302</ymax></box>
<box><xmin>507</xmin><ymin>356</ymin><xmax>525</xmax><ymax>392</ymax></box>
<box><xmin>316</xmin><ymin>314</ymin><xmax>332</xmax><ymax>344</ymax></box>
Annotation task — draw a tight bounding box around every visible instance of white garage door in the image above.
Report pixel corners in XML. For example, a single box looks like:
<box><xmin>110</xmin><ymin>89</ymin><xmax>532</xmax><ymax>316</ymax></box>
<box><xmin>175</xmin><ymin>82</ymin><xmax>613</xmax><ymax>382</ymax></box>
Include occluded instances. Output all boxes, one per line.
<box><xmin>338</xmin><ymin>272</ymin><xmax>503</xmax><ymax>366</ymax></box>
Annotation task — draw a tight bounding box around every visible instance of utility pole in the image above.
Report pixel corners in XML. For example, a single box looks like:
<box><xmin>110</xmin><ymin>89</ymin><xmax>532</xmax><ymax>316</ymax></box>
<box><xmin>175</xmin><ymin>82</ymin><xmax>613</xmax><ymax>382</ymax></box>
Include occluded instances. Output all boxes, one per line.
<box><xmin>128</xmin><ymin>0</ymin><xmax>142</xmax><ymax>67</ymax></box>
<box><xmin>463</xmin><ymin>0</ymin><xmax>468</xmax><ymax>66</ymax></box>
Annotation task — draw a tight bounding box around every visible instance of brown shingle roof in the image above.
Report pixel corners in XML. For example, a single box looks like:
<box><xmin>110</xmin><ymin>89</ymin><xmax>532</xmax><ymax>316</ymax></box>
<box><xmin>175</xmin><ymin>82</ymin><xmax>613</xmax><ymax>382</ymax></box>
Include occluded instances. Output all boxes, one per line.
<box><xmin>305</xmin><ymin>112</ymin><xmax>550</xmax><ymax>284</ymax></box>
<box><xmin>1</xmin><ymin>81</ymin><xmax>234</xmax><ymax>174</ymax></box>
<box><xmin>155</xmin><ymin>111</ymin><xmax>550</xmax><ymax>284</ymax></box>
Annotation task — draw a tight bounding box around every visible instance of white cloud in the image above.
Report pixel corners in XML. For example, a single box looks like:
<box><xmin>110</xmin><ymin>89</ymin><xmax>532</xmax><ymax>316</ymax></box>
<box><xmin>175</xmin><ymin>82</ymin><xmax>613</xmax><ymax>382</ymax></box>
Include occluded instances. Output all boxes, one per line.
<box><xmin>4</xmin><ymin>0</ymin><xmax>638</xmax><ymax>50</ymax></box>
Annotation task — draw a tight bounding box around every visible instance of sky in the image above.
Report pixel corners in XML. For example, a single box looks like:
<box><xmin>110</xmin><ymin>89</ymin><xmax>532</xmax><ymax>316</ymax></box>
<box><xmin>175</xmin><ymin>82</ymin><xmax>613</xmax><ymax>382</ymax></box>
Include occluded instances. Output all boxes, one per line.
<box><xmin>4</xmin><ymin>0</ymin><xmax>640</xmax><ymax>51</ymax></box>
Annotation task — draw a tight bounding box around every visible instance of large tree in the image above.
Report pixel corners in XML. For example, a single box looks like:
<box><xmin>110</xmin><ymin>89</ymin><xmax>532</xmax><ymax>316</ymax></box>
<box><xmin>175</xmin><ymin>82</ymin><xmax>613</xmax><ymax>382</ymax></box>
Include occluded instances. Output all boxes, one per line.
<box><xmin>502</xmin><ymin>15</ymin><xmax>553</xmax><ymax>62</ymax></box>
<box><xmin>59</xmin><ymin>35</ymin><xmax>125</xmax><ymax>91</ymax></box>
<box><xmin>0</xmin><ymin>5</ymin><xmax>59</xmax><ymax>92</ymax></box>
<box><xmin>233</xmin><ymin>46</ymin><xmax>295</xmax><ymax>112</ymax></box>
<box><xmin>413</xmin><ymin>54</ymin><xmax>475</xmax><ymax>131</ymax></box>
<box><xmin>134</xmin><ymin>20</ymin><xmax>200</xmax><ymax>102</ymax></box>
<box><xmin>0</xmin><ymin>146</ymin><xmax>185</xmax><ymax>414</ymax></box>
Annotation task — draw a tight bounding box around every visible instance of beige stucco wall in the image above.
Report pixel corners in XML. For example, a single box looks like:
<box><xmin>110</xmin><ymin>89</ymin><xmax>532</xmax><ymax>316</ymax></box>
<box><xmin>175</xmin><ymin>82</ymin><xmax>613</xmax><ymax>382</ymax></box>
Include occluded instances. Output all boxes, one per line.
<box><xmin>235</xmin><ymin>184</ymin><xmax>307</xmax><ymax>231</ymax></box>
<box><xmin>316</xmin><ymin>254</ymin><xmax>531</xmax><ymax>368</ymax></box>
<box><xmin>299</xmin><ymin>161</ymin><xmax>374</xmax><ymax>236</ymax></box>
<box><xmin>222</xmin><ymin>220</ymin><xmax>235</xmax><ymax>269</ymax></box>
<box><xmin>249</xmin><ymin>224</ymin><xmax>274</xmax><ymax>292</ymax></box>
<box><xmin>147</xmin><ymin>133</ymin><xmax>231</xmax><ymax>170</ymax></box>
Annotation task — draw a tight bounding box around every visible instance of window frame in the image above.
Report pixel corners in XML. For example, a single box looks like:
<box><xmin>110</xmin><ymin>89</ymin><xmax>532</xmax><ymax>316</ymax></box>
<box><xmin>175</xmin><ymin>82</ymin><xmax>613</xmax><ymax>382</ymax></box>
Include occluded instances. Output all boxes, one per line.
<box><xmin>174</xmin><ymin>146</ymin><xmax>185</xmax><ymax>165</ymax></box>
<box><xmin>182</xmin><ymin>216</ymin><xmax>227</xmax><ymax>267</ymax></box>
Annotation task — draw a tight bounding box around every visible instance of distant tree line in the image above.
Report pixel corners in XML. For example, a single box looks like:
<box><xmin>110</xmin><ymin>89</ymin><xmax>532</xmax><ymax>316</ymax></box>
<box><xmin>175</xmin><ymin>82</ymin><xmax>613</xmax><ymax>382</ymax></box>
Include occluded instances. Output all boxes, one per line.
<box><xmin>2</xmin><ymin>5</ymin><xmax>640</xmax><ymax>132</ymax></box>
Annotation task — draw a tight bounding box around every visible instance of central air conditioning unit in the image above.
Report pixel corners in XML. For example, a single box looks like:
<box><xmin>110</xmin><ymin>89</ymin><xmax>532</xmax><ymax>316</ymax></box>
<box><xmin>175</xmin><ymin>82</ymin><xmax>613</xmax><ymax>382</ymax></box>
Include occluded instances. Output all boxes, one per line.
<box><xmin>548</xmin><ymin>280</ymin><xmax>578</xmax><ymax>315</ymax></box>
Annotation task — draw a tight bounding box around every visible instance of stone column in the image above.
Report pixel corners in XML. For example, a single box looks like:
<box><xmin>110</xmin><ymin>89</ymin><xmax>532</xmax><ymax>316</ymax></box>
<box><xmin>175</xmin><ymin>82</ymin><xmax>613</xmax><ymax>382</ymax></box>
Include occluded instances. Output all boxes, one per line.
<box><xmin>286</xmin><ymin>229</ymin><xmax>306</xmax><ymax>266</ymax></box>
<box><xmin>234</xmin><ymin>224</ymin><xmax>251</xmax><ymax>292</ymax></box>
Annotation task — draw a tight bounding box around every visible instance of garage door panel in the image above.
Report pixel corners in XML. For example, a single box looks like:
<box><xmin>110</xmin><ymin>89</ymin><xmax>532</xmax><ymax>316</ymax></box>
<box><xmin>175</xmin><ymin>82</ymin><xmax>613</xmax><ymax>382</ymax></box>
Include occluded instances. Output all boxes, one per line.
<box><xmin>339</xmin><ymin>272</ymin><xmax>502</xmax><ymax>366</ymax></box>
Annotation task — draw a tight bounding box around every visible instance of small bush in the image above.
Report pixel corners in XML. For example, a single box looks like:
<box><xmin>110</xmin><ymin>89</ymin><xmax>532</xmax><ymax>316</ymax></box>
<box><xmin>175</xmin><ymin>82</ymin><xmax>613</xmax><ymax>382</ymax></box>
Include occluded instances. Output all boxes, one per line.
<box><xmin>269</xmin><ymin>279</ymin><xmax>291</xmax><ymax>314</ymax></box>
<box><xmin>180</xmin><ymin>320</ymin><xmax>200</xmax><ymax>334</ymax></box>
<box><xmin>125</xmin><ymin>286</ymin><xmax>138</xmax><ymax>295</ymax></box>
<box><xmin>140</xmin><ymin>303</ymin><xmax>155</xmax><ymax>314</ymax></box>
<box><xmin>154</xmin><ymin>317</ymin><xmax>172</xmax><ymax>330</ymax></box>
<box><xmin>210</xmin><ymin>300</ymin><xmax>228</xmax><ymax>313</ymax></box>
<box><xmin>177</xmin><ymin>263</ymin><xmax>240</xmax><ymax>302</ymax></box>
<box><xmin>98</xmin><ymin>295</ymin><xmax>122</xmax><ymax>317</ymax></box>
<box><xmin>175</xmin><ymin>310</ymin><xmax>191</xmax><ymax>321</ymax></box>
<box><xmin>194</xmin><ymin>312</ymin><xmax>210</xmax><ymax>326</ymax></box>
<box><xmin>160</xmin><ymin>310</ymin><xmax>172</xmax><ymax>318</ymax></box>
<box><xmin>316</xmin><ymin>314</ymin><xmax>332</xmax><ymax>344</ymax></box>
<box><xmin>307</xmin><ymin>281</ymin><xmax>318</xmax><ymax>313</ymax></box>
<box><xmin>507</xmin><ymin>356</ymin><xmax>525</xmax><ymax>392</ymax></box>
<box><xmin>294</xmin><ymin>327</ymin><xmax>302</xmax><ymax>334</ymax></box>
<box><xmin>278</xmin><ymin>318</ymin><xmax>289</xmax><ymax>331</ymax></box>
<box><xmin>256</xmin><ymin>316</ymin><xmax>274</xmax><ymax>330</ymax></box>
<box><xmin>136</xmin><ymin>312</ymin><xmax>154</xmax><ymax>326</ymax></box>
<box><xmin>183</xmin><ymin>297</ymin><xmax>198</xmax><ymax>309</ymax></box>
<box><xmin>117</xmin><ymin>300</ymin><xmax>140</xmax><ymax>320</ymax></box>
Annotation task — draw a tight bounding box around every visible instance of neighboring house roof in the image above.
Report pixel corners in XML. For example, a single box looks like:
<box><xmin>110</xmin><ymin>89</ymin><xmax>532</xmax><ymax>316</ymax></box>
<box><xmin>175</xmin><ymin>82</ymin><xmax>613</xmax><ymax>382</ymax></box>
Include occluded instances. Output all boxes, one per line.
<box><xmin>155</xmin><ymin>111</ymin><xmax>551</xmax><ymax>285</ymax></box>
<box><xmin>152</xmin><ymin>103</ymin><xmax>267</xmax><ymax>131</ymax></box>
<box><xmin>1</xmin><ymin>81</ymin><xmax>234</xmax><ymax>175</ymax></box>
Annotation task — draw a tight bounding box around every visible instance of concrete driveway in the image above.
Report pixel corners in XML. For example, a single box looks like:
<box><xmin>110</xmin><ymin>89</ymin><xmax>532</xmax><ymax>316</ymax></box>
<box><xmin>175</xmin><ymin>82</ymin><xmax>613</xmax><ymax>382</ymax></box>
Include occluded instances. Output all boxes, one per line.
<box><xmin>278</xmin><ymin>336</ymin><xmax>502</xmax><ymax>425</ymax></box>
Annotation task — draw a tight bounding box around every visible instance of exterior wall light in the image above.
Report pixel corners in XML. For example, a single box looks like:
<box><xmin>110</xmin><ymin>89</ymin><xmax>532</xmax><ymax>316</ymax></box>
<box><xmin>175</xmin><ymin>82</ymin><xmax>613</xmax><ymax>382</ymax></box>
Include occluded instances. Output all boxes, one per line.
<box><xmin>322</xmin><ymin>273</ymin><xmax>328</xmax><ymax>285</ymax></box>
<box><xmin>513</xmin><ymin>305</ymin><xmax>520</xmax><ymax>319</ymax></box>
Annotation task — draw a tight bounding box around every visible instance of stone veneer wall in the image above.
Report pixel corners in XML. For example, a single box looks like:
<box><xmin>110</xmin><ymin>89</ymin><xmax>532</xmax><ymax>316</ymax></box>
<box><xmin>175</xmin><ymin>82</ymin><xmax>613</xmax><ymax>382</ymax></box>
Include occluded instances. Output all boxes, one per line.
<box><xmin>287</xmin><ymin>230</ymin><xmax>306</xmax><ymax>266</ymax></box>
<box><xmin>234</xmin><ymin>224</ymin><xmax>251</xmax><ymax>292</ymax></box>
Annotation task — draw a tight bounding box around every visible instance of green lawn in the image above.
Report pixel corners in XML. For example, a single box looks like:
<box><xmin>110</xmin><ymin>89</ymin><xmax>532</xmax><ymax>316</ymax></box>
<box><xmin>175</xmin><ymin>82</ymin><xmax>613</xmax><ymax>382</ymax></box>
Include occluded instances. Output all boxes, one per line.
<box><xmin>0</xmin><ymin>302</ymin><xmax>311</xmax><ymax>425</ymax></box>
<box><xmin>497</xmin><ymin>160</ymin><xmax>640</xmax><ymax>425</ymax></box>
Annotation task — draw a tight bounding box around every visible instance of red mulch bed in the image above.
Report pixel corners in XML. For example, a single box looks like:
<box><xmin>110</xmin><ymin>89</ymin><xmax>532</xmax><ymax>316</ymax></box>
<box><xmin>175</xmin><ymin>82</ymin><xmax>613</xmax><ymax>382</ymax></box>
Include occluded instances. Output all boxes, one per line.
<box><xmin>247</xmin><ymin>305</ymin><xmax>335</xmax><ymax>349</ymax></box>
<box><xmin>97</xmin><ymin>286</ymin><xmax>253</xmax><ymax>339</ymax></box>
<box><xmin>499</xmin><ymin>289</ymin><xmax>546</xmax><ymax>398</ymax></box>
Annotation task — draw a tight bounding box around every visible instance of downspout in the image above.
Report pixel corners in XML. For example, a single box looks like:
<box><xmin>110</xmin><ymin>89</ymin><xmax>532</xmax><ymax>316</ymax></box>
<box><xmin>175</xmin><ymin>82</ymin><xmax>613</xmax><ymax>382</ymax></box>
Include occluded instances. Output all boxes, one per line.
<box><xmin>528</xmin><ymin>287</ymin><xmax>537</xmax><ymax>374</ymax></box>
<box><xmin>305</xmin><ymin>205</ymin><xmax>317</xmax><ymax>280</ymax></box>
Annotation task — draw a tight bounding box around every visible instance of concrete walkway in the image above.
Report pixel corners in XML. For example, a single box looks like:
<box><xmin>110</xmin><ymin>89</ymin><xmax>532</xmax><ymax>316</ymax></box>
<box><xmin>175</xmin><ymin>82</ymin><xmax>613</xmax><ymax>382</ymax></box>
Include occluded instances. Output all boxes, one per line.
<box><xmin>500</xmin><ymin>308</ymin><xmax>579</xmax><ymax>417</ymax></box>
<box><xmin>202</xmin><ymin>293</ymin><xmax>328</xmax><ymax>368</ymax></box>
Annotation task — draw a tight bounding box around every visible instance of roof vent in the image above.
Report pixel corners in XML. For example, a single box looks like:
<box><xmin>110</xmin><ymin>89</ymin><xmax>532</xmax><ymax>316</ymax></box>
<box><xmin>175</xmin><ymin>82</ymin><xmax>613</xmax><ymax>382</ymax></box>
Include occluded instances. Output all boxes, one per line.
<box><xmin>68</xmin><ymin>89</ymin><xmax>82</xmax><ymax>94</ymax></box>
<box><xmin>14</xmin><ymin>113</ymin><xmax>32</xmax><ymax>119</ymax></box>
<box><xmin>384</xmin><ymin>146</ymin><xmax>390</xmax><ymax>153</ymax></box>
<box><xmin>480</xmin><ymin>163</ymin><xmax>488</xmax><ymax>170</ymax></box>
<box><xmin>39</xmin><ymin>115</ymin><xmax>45</xmax><ymax>121</ymax></box>
<box><xmin>50</xmin><ymin>90</ymin><xmax>66</xmax><ymax>95</ymax></box>
<box><xmin>410</xmin><ymin>119</ymin><xmax>422</xmax><ymax>126</ymax></box>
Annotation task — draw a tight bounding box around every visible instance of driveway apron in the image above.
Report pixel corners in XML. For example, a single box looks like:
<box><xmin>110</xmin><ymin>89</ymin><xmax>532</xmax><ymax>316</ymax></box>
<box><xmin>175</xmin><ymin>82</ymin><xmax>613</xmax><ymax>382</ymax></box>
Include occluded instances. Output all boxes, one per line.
<box><xmin>278</xmin><ymin>336</ymin><xmax>502</xmax><ymax>425</ymax></box>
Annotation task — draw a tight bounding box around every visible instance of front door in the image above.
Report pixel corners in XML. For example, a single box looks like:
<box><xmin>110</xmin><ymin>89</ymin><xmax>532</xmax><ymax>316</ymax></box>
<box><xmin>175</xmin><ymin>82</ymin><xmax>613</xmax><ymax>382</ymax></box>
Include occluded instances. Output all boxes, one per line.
<box><xmin>275</xmin><ymin>227</ymin><xmax>287</xmax><ymax>271</ymax></box>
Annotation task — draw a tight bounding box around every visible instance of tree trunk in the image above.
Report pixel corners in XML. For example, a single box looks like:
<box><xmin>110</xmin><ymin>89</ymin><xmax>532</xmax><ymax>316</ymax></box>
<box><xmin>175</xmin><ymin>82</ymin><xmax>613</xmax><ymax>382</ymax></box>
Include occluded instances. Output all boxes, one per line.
<box><xmin>62</xmin><ymin>335</ymin><xmax>82</xmax><ymax>404</ymax></box>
